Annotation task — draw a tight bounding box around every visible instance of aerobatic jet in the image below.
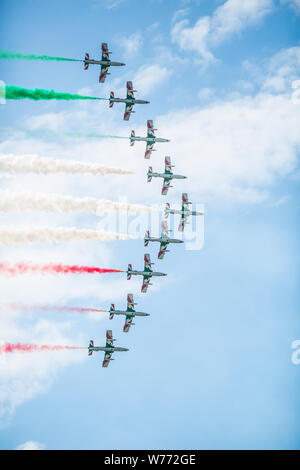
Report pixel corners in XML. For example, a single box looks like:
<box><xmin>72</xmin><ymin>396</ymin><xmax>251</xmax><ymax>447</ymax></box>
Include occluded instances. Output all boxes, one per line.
<box><xmin>144</xmin><ymin>219</ymin><xmax>184</xmax><ymax>260</ymax></box>
<box><xmin>109</xmin><ymin>293</ymin><xmax>150</xmax><ymax>332</ymax></box>
<box><xmin>109</xmin><ymin>81</ymin><xmax>149</xmax><ymax>120</ymax></box>
<box><xmin>127</xmin><ymin>253</ymin><xmax>166</xmax><ymax>293</ymax></box>
<box><xmin>83</xmin><ymin>43</ymin><xmax>125</xmax><ymax>83</ymax></box>
<box><xmin>147</xmin><ymin>156</ymin><xmax>187</xmax><ymax>195</ymax></box>
<box><xmin>130</xmin><ymin>120</ymin><xmax>170</xmax><ymax>158</ymax></box>
<box><xmin>88</xmin><ymin>330</ymin><xmax>128</xmax><ymax>368</ymax></box>
<box><xmin>165</xmin><ymin>193</ymin><xmax>204</xmax><ymax>232</ymax></box>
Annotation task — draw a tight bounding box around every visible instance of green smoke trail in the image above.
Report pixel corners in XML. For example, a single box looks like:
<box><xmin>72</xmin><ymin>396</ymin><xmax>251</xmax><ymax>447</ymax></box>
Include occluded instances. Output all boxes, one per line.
<box><xmin>5</xmin><ymin>86</ymin><xmax>106</xmax><ymax>101</ymax></box>
<box><xmin>0</xmin><ymin>50</ymin><xmax>81</xmax><ymax>62</ymax></box>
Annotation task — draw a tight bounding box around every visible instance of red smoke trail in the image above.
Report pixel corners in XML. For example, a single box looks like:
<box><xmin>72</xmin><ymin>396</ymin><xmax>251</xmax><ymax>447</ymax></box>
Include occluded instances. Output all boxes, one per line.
<box><xmin>0</xmin><ymin>343</ymin><xmax>87</xmax><ymax>354</ymax></box>
<box><xmin>0</xmin><ymin>262</ymin><xmax>124</xmax><ymax>276</ymax></box>
<box><xmin>0</xmin><ymin>303</ymin><xmax>107</xmax><ymax>313</ymax></box>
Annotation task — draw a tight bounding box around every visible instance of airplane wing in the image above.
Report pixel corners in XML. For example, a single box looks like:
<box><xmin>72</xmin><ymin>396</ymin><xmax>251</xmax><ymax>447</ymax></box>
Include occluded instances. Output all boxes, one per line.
<box><xmin>102</xmin><ymin>329</ymin><xmax>114</xmax><ymax>367</ymax></box>
<box><xmin>145</xmin><ymin>142</ymin><xmax>154</xmax><ymax>159</ymax></box>
<box><xmin>101</xmin><ymin>42</ymin><xmax>110</xmax><ymax>61</ymax></box>
<box><xmin>178</xmin><ymin>212</ymin><xmax>189</xmax><ymax>232</ymax></box>
<box><xmin>127</xmin><ymin>293</ymin><xmax>135</xmax><ymax>312</ymax></box>
<box><xmin>165</xmin><ymin>156</ymin><xmax>173</xmax><ymax>174</ymax></box>
<box><xmin>144</xmin><ymin>253</ymin><xmax>152</xmax><ymax>271</ymax></box>
<box><xmin>99</xmin><ymin>64</ymin><xmax>110</xmax><ymax>83</ymax></box>
<box><xmin>124</xmin><ymin>103</ymin><xmax>134</xmax><ymax>121</ymax></box>
<box><xmin>123</xmin><ymin>315</ymin><xmax>133</xmax><ymax>333</ymax></box>
<box><xmin>126</xmin><ymin>81</ymin><xmax>134</xmax><ymax>99</ymax></box>
<box><xmin>147</xmin><ymin>120</ymin><xmax>155</xmax><ymax>138</ymax></box>
<box><xmin>102</xmin><ymin>350</ymin><xmax>113</xmax><ymax>367</ymax></box>
<box><xmin>161</xmin><ymin>219</ymin><xmax>169</xmax><ymax>237</ymax></box>
<box><xmin>141</xmin><ymin>275</ymin><xmax>151</xmax><ymax>293</ymax></box>
<box><xmin>161</xmin><ymin>178</ymin><xmax>171</xmax><ymax>196</ymax></box>
<box><xmin>105</xmin><ymin>329</ymin><xmax>114</xmax><ymax>347</ymax></box>
<box><xmin>158</xmin><ymin>241</ymin><xmax>168</xmax><ymax>260</ymax></box>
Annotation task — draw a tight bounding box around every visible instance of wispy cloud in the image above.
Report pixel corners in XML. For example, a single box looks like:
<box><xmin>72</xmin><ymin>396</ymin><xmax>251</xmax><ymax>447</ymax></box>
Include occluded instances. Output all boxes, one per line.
<box><xmin>118</xmin><ymin>32</ymin><xmax>143</xmax><ymax>58</ymax></box>
<box><xmin>171</xmin><ymin>0</ymin><xmax>274</xmax><ymax>67</ymax></box>
<box><xmin>16</xmin><ymin>441</ymin><xmax>45</xmax><ymax>450</ymax></box>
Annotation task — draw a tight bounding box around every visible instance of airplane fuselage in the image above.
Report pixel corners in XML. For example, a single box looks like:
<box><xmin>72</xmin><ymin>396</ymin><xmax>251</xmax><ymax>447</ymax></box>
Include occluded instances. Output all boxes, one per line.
<box><xmin>111</xmin><ymin>310</ymin><xmax>150</xmax><ymax>317</ymax></box>
<box><xmin>150</xmin><ymin>172</ymin><xmax>187</xmax><ymax>180</ymax></box>
<box><xmin>168</xmin><ymin>209</ymin><xmax>204</xmax><ymax>216</ymax></box>
<box><xmin>146</xmin><ymin>236</ymin><xmax>183</xmax><ymax>244</ymax></box>
<box><xmin>89</xmin><ymin>346</ymin><xmax>128</xmax><ymax>352</ymax></box>
<box><xmin>131</xmin><ymin>136</ymin><xmax>170</xmax><ymax>143</ymax></box>
<box><xmin>110</xmin><ymin>98</ymin><xmax>149</xmax><ymax>105</ymax></box>
<box><xmin>84</xmin><ymin>59</ymin><xmax>125</xmax><ymax>67</ymax></box>
<box><xmin>128</xmin><ymin>270</ymin><xmax>166</xmax><ymax>277</ymax></box>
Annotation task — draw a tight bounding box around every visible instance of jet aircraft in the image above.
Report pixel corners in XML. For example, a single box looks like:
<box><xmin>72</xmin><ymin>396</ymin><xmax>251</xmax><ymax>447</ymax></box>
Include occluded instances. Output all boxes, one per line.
<box><xmin>88</xmin><ymin>330</ymin><xmax>128</xmax><ymax>367</ymax></box>
<box><xmin>109</xmin><ymin>293</ymin><xmax>150</xmax><ymax>332</ymax></box>
<box><xmin>147</xmin><ymin>156</ymin><xmax>187</xmax><ymax>195</ymax></box>
<box><xmin>109</xmin><ymin>81</ymin><xmax>149</xmax><ymax>120</ymax></box>
<box><xmin>84</xmin><ymin>43</ymin><xmax>125</xmax><ymax>83</ymax></box>
<box><xmin>127</xmin><ymin>253</ymin><xmax>166</xmax><ymax>293</ymax></box>
<box><xmin>144</xmin><ymin>219</ymin><xmax>184</xmax><ymax>260</ymax></box>
<box><xmin>165</xmin><ymin>193</ymin><xmax>204</xmax><ymax>232</ymax></box>
<box><xmin>130</xmin><ymin>120</ymin><xmax>169</xmax><ymax>158</ymax></box>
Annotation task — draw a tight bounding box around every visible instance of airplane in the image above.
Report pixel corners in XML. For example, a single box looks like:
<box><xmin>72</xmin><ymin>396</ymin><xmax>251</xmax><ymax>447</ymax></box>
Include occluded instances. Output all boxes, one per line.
<box><xmin>147</xmin><ymin>156</ymin><xmax>187</xmax><ymax>195</ymax></box>
<box><xmin>144</xmin><ymin>219</ymin><xmax>184</xmax><ymax>260</ymax></box>
<box><xmin>165</xmin><ymin>193</ymin><xmax>204</xmax><ymax>232</ymax></box>
<box><xmin>109</xmin><ymin>81</ymin><xmax>149</xmax><ymax>121</ymax></box>
<box><xmin>130</xmin><ymin>120</ymin><xmax>170</xmax><ymax>158</ymax></box>
<box><xmin>127</xmin><ymin>253</ymin><xmax>166</xmax><ymax>293</ymax></box>
<box><xmin>83</xmin><ymin>43</ymin><xmax>125</xmax><ymax>83</ymax></box>
<box><xmin>109</xmin><ymin>293</ymin><xmax>150</xmax><ymax>332</ymax></box>
<box><xmin>88</xmin><ymin>330</ymin><xmax>128</xmax><ymax>367</ymax></box>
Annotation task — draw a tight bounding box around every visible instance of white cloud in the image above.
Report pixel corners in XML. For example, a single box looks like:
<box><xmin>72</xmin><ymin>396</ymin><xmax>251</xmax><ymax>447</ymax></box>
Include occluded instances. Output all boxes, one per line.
<box><xmin>281</xmin><ymin>0</ymin><xmax>300</xmax><ymax>13</ymax></box>
<box><xmin>171</xmin><ymin>0</ymin><xmax>274</xmax><ymax>66</ymax></box>
<box><xmin>171</xmin><ymin>8</ymin><xmax>190</xmax><ymax>23</ymax></box>
<box><xmin>119</xmin><ymin>32</ymin><xmax>143</xmax><ymax>58</ymax></box>
<box><xmin>16</xmin><ymin>441</ymin><xmax>45</xmax><ymax>450</ymax></box>
<box><xmin>93</xmin><ymin>0</ymin><xmax>126</xmax><ymax>9</ymax></box>
<box><xmin>133</xmin><ymin>64</ymin><xmax>172</xmax><ymax>95</ymax></box>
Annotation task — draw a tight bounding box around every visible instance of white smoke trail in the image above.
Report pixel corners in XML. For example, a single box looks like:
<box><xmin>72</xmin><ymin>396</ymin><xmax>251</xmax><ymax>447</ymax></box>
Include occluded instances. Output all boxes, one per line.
<box><xmin>0</xmin><ymin>153</ymin><xmax>134</xmax><ymax>176</ymax></box>
<box><xmin>0</xmin><ymin>226</ymin><xmax>132</xmax><ymax>244</ymax></box>
<box><xmin>0</xmin><ymin>191</ymin><xmax>153</xmax><ymax>214</ymax></box>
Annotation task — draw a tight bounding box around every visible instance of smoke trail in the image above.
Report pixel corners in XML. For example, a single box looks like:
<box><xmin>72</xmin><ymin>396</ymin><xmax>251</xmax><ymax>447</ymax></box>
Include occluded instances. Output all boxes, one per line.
<box><xmin>0</xmin><ymin>191</ymin><xmax>152</xmax><ymax>214</ymax></box>
<box><xmin>0</xmin><ymin>226</ymin><xmax>132</xmax><ymax>245</ymax></box>
<box><xmin>5</xmin><ymin>86</ymin><xmax>105</xmax><ymax>101</ymax></box>
<box><xmin>0</xmin><ymin>154</ymin><xmax>134</xmax><ymax>176</ymax></box>
<box><xmin>0</xmin><ymin>343</ymin><xmax>86</xmax><ymax>354</ymax></box>
<box><xmin>0</xmin><ymin>127</ymin><xmax>129</xmax><ymax>141</ymax></box>
<box><xmin>0</xmin><ymin>50</ymin><xmax>81</xmax><ymax>62</ymax></box>
<box><xmin>0</xmin><ymin>262</ymin><xmax>124</xmax><ymax>276</ymax></box>
<box><xmin>1</xmin><ymin>303</ymin><xmax>107</xmax><ymax>313</ymax></box>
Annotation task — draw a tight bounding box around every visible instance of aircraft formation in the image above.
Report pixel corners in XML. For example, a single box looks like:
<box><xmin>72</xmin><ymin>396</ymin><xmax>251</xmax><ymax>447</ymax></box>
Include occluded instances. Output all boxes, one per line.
<box><xmin>3</xmin><ymin>42</ymin><xmax>204</xmax><ymax>368</ymax></box>
<box><xmin>82</xmin><ymin>43</ymin><xmax>204</xmax><ymax>367</ymax></box>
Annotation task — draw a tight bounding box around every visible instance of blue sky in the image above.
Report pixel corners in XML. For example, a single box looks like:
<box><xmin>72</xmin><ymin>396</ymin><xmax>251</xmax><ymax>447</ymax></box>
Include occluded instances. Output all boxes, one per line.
<box><xmin>0</xmin><ymin>0</ymin><xmax>300</xmax><ymax>450</ymax></box>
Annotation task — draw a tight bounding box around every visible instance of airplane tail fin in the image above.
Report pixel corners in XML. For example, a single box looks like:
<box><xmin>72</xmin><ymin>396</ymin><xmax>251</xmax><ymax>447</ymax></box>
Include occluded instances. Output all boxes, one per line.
<box><xmin>165</xmin><ymin>203</ymin><xmax>170</xmax><ymax>218</ymax></box>
<box><xmin>84</xmin><ymin>53</ymin><xmax>89</xmax><ymax>70</ymax></box>
<box><xmin>127</xmin><ymin>264</ymin><xmax>132</xmax><ymax>280</ymax></box>
<box><xmin>130</xmin><ymin>130</ymin><xmax>135</xmax><ymax>146</ymax></box>
<box><xmin>144</xmin><ymin>231</ymin><xmax>150</xmax><ymax>247</ymax></box>
<box><xmin>109</xmin><ymin>303</ymin><xmax>115</xmax><ymax>320</ymax></box>
<box><xmin>147</xmin><ymin>167</ymin><xmax>153</xmax><ymax>183</ymax></box>
<box><xmin>88</xmin><ymin>339</ymin><xmax>94</xmax><ymax>356</ymax></box>
<box><xmin>109</xmin><ymin>91</ymin><xmax>114</xmax><ymax>108</ymax></box>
